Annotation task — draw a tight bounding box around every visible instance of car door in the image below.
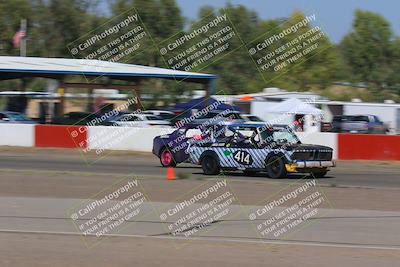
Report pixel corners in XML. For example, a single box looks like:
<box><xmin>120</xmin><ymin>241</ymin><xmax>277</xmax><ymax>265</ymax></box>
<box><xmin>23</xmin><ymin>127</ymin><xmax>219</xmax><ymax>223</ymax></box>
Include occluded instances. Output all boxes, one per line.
<box><xmin>174</xmin><ymin>128</ymin><xmax>202</xmax><ymax>163</ymax></box>
<box><xmin>220</xmin><ymin>131</ymin><xmax>264</xmax><ymax>169</ymax></box>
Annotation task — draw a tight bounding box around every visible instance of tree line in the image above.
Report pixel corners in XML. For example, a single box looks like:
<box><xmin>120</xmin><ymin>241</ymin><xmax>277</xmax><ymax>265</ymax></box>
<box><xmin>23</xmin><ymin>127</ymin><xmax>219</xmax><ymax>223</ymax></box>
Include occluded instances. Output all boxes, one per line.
<box><xmin>0</xmin><ymin>0</ymin><xmax>399</xmax><ymax>102</ymax></box>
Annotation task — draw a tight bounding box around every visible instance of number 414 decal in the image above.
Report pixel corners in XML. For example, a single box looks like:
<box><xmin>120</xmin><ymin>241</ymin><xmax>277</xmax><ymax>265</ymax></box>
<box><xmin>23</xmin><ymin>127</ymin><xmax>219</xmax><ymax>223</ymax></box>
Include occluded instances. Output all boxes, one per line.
<box><xmin>233</xmin><ymin>150</ymin><xmax>253</xmax><ymax>165</ymax></box>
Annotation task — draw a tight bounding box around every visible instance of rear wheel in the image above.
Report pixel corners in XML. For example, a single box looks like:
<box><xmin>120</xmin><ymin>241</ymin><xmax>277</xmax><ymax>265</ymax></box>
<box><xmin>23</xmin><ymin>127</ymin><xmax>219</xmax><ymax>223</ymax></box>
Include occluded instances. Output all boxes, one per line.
<box><xmin>266</xmin><ymin>155</ymin><xmax>287</xmax><ymax>179</ymax></box>
<box><xmin>160</xmin><ymin>147</ymin><xmax>176</xmax><ymax>167</ymax></box>
<box><xmin>201</xmin><ymin>156</ymin><xmax>220</xmax><ymax>175</ymax></box>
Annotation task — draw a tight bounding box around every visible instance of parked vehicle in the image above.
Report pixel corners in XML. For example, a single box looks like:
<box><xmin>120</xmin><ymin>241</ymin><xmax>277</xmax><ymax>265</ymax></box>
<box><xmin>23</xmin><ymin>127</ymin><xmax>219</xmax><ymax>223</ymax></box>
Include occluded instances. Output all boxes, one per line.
<box><xmin>321</xmin><ymin>122</ymin><xmax>332</xmax><ymax>132</ymax></box>
<box><xmin>0</xmin><ymin>111</ymin><xmax>36</xmax><ymax>124</ymax></box>
<box><xmin>242</xmin><ymin>114</ymin><xmax>264</xmax><ymax>124</ymax></box>
<box><xmin>111</xmin><ymin>114</ymin><xmax>171</xmax><ymax>127</ymax></box>
<box><xmin>188</xmin><ymin>123</ymin><xmax>335</xmax><ymax>178</ymax></box>
<box><xmin>331</xmin><ymin>115</ymin><xmax>351</xmax><ymax>132</ymax></box>
<box><xmin>142</xmin><ymin>110</ymin><xmax>175</xmax><ymax>121</ymax></box>
<box><xmin>332</xmin><ymin>115</ymin><xmax>388</xmax><ymax>134</ymax></box>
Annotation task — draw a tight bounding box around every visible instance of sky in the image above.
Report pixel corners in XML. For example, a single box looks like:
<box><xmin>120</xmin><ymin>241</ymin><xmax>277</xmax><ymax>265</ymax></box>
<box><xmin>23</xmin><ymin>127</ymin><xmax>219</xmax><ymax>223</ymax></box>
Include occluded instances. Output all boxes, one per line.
<box><xmin>99</xmin><ymin>0</ymin><xmax>400</xmax><ymax>43</ymax></box>
<box><xmin>174</xmin><ymin>0</ymin><xmax>400</xmax><ymax>43</ymax></box>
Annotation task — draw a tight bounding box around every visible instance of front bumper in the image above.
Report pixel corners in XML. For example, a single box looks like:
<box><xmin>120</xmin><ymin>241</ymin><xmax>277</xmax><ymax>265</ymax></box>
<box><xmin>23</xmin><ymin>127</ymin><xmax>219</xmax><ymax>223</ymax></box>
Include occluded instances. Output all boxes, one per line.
<box><xmin>285</xmin><ymin>160</ymin><xmax>336</xmax><ymax>172</ymax></box>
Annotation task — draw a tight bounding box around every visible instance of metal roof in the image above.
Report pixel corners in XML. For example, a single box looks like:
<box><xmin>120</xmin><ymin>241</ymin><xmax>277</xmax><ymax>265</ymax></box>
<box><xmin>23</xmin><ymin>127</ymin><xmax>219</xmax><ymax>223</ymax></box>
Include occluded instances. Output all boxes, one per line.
<box><xmin>314</xmin><ymin>100</ymin><xmax>400</xmax><ymax>107</ymax></box>
<box><xmin>0</xmin><ymin>56</ymin><xmax>216</xmax><ymax>82</ymax></box>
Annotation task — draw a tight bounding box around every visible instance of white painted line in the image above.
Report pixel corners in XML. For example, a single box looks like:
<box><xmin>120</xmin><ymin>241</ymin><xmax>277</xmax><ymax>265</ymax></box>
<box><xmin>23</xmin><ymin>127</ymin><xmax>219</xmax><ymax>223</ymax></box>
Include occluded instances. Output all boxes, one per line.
<box><xmin>1</xmin><ymin>228</ymin><xmax>400</xmax><ymax>251</ymax></box>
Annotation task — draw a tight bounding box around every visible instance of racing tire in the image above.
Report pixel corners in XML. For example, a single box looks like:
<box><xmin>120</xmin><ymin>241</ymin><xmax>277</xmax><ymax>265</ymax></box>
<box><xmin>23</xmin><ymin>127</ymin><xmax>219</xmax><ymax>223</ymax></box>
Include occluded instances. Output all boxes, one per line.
<box><xmin>266</xmin><ymin>155</ymin><xmax>287</xmax><ymax>179</ymax></box>
<box><xmin>201</xmin><ymin>156</ymin><xmax>220</xmax><ymax>175</ymax></box>
<box><xmin>160</xmin><ymin>147</ymin><xmax>176</xmax><ymax>167</ymax></box>
<box><xmin>310</xmin><ymin>170</ymin><xmax>328</xmax><ymax>178</ymax></box>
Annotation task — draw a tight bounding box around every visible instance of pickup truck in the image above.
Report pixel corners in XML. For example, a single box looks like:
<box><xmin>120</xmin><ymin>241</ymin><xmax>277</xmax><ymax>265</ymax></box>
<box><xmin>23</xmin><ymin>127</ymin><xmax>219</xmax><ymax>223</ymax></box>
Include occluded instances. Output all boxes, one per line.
<box><xmin>332</xmin><ymin>115</ymin><xmax>388</xmax><ymax>134</ymax></box>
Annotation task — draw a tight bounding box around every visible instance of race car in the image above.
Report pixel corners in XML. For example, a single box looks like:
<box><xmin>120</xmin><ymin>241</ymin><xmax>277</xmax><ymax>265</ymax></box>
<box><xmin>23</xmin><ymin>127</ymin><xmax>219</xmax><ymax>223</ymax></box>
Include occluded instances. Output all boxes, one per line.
<box><xmin>152</xmin><ymin>123</ymin><xmax>225</xmax><ymax>167</ymax></box>
<box><xmin>187</xmin><ymin>123</ymin><xmax>335</xmax><ymax>178</ymax></box>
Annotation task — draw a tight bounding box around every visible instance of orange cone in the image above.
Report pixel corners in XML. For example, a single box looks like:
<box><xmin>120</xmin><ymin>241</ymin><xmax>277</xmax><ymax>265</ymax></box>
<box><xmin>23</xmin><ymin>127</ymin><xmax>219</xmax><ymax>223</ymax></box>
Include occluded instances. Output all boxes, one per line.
<box><xmin>166</xmin><ymin>167</ymin><xmax>176</xmax><ymax>181</ymax></box>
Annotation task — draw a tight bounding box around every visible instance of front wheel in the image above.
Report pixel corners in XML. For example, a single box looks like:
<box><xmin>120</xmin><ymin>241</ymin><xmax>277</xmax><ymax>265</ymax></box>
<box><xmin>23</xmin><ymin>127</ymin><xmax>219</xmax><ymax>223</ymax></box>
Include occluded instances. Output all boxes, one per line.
<box><xmin>201</xmin><ymin>156</ymin><xmax>220</xmax><ymax>175</ymax></box>
<box><xmin>160</xmin><ymin>147</ymin><xmax>176</xmax><ymax>167</ymax></box>
<box><xmin>266</xmin><ymin>155</ymin><xmax>287</xmax><ymax>179</ymax></box>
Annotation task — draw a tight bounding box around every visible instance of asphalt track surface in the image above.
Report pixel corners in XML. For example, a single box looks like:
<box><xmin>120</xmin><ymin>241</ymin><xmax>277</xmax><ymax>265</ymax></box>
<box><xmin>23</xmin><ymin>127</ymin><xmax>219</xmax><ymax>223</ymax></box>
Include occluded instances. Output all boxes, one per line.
<box><xmin>1</xmin><ymin>148</ymin><xmax>400</xmax><ymax>266</ymax></box>
<box><xmin>0</xmin><ymin>149</ymin><xmax>399</xmax><ymax>188</ymax></box>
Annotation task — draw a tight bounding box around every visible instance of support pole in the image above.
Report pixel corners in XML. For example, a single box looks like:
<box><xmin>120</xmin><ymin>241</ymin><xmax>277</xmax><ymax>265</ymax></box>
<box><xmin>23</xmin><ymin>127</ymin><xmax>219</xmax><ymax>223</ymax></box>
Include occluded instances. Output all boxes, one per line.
<box><xmin>205</xmin><ymin>78</ymin><xmax>216</xmax><ymax>107</ymax></box>
<box><xmin>58</xmin><ymin>82</ymin><xmax>65</xmax><ymax>117</ymax></box>
<box><xmin>87</xmin><ymin>87</ymin><xmax>93</xmax><ymax>113</ymax></box>
<box><xmin>20</xmin><ymin>19</ymin><xmax>27</xmax><ymax>57</ymax></box>
<box><xmin>134</xmin><ymin>80</ymin><xmax>142</xmax><ymax>111</ymax></box>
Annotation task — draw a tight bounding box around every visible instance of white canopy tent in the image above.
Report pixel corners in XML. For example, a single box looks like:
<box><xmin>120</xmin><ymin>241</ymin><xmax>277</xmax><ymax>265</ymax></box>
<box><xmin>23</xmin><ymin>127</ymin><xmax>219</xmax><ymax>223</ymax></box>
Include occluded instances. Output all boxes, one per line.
<box><xmin>253</xmin><ymin>98</ymin><xmax>323</xmax><ymax>132</ymax></box>
<box><xmin>265</xmin><ymin>98</ymin><xmax>322</xmax><ymax>115</ymax></box>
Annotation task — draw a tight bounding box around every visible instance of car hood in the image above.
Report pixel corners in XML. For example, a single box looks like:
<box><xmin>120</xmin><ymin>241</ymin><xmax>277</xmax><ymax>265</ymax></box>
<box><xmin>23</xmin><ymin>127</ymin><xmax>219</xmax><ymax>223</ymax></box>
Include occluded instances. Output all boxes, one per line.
<box><xmin>278</xmin><ymin>143</ymin><xmax>333</xmax><ymax>152</ymax></box>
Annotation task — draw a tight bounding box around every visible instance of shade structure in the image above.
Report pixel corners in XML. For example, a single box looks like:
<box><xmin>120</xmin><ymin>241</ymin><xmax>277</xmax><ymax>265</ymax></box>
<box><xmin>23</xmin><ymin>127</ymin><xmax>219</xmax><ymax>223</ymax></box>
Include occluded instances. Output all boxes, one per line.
<box><xmin>0</xmin><ymin>56</ymin><xmax>217</xmax><ymax>84</ymax></box>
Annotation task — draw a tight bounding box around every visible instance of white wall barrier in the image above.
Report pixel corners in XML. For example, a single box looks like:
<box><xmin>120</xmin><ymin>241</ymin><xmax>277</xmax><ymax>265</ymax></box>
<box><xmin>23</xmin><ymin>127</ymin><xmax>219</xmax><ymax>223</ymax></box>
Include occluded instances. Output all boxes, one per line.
<box><xmin>0</xmin><ymin>124</ymin><xmax>35</xmax><ymax>147</ymax></box>
<box><xmin>0</xmin><ymin>125</ymin><xmax>338</xmax><ymax>160</ymax></box>
<box><xmin>297</xmin><ymin>132</ymin><xmax>338</xmax><ymax>159</ymax></box>
<box><xmin>87</xmin><ymin>127</ymin><xmax>338</xmax><ymax>158</ymax></box>
<box><xmin>87</xmin><ymin>126</ymin><xmax>175</xmax><ymax>152</ymax></box>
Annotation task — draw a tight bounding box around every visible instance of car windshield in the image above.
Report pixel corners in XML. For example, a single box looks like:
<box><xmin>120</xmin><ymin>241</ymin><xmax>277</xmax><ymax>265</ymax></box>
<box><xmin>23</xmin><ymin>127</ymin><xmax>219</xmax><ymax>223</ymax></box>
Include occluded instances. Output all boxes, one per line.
<box><xmin>351</xmin><ymin>116</ymin><xmax>369</xmax><ymax>122</ymax></box>
<box><xmin>158</xmin><ymin>113</ymin><xmax>175</xmax><ymax>120</ymax></box>
<box><xmin>7</xmin><ymin>113</ymin><xmax>30</xmax><ymax>121</ymax></box>
<box><xmin>333</xmin><ymin>116</ymin><xmax>351</xmax><ymax>122</ymax></box>
<box><xmin>145</xmin><ymin>115</ymin><xmax>162</xmax><ymax>121</ymax></box>
<box><xmin>223</xmin><ymin>112</ymin><xmax>242</xmax><ymax>120</ymax></box>
<box><xmin>119</xmin><ymin>115</ymin><xmax>139</xmax><ymax>121</ymax></box>
<box><xmin>259</xmin><ymin>127</ymin><xmax>300</xmax><ymax>144</ymax></box>
<box><xmin>247</xmin><ymin>116</ymin><xmax>263</xmax><ymax>122</ymax></box>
